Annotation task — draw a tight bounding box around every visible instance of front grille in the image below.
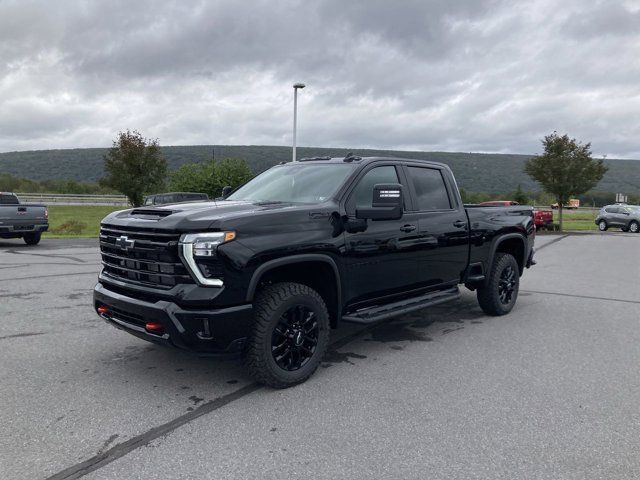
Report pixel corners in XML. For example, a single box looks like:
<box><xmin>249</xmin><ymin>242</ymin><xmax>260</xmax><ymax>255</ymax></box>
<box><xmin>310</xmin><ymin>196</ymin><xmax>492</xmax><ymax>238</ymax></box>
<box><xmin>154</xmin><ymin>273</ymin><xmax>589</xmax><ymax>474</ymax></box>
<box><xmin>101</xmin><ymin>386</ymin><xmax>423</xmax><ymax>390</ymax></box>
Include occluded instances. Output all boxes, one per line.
<box><xmin>100</xmin><ymin>224</ymin><xmax>194</xmax><ymax>289</ymax></box>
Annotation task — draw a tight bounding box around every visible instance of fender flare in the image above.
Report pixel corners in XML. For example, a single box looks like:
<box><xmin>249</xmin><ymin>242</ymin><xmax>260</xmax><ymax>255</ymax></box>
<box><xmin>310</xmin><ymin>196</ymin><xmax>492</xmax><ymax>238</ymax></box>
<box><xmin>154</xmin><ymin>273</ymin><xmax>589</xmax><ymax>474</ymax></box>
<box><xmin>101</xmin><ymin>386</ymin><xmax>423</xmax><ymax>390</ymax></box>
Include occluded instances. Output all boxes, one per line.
<box><xmin>488</xmin><ymin>233</ymin><xmax>528</xmax><ymax>275</ymax></box>
<box><xmin>245</xmin><ymin>253</ymin><xmax>342</xmax><ymax>308</ymax></box>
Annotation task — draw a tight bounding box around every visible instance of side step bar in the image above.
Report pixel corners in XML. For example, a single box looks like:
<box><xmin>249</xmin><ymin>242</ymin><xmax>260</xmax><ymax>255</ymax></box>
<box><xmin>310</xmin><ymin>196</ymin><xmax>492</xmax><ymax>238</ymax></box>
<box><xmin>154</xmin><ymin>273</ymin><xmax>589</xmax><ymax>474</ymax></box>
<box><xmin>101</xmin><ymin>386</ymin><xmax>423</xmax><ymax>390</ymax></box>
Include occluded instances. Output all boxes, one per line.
<box><xmin>342</xmin><ymin>287</ymin><xmax>460</xmax><ymax>325</ymax></box>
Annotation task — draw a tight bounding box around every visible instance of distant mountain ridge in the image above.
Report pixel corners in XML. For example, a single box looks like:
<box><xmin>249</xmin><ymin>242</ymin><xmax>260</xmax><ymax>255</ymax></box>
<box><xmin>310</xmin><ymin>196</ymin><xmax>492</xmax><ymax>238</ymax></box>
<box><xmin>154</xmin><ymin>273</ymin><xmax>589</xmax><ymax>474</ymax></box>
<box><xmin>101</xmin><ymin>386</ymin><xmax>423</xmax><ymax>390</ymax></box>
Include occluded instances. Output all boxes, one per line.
<box><xmin>0</xmin><ymin>145</ymin><xmax>638</xmax><ymax>194</ymax></box>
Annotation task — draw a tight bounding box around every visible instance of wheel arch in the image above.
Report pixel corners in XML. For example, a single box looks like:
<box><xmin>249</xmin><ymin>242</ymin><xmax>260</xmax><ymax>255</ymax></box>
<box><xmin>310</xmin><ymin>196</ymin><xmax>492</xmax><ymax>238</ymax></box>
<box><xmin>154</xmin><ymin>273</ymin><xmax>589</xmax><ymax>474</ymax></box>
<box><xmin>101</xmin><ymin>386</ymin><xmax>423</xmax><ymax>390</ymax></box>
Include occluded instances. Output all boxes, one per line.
<box><xmin>489</xmin><ymin>233</ymin><xmax>527</xmax><ymax>276</ymax></box>
<box><xmin>246</xmin><ymin>254</ymin><xmax>342</xmax><ymax>327</ymax></box>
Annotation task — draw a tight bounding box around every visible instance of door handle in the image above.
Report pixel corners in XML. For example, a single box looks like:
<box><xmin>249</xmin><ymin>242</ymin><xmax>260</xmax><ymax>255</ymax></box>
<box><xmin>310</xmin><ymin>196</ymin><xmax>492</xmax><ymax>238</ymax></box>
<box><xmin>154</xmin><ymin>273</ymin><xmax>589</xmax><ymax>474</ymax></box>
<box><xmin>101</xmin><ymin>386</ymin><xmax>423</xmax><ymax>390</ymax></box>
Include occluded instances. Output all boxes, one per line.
<box><xmin>453</xmin><ymin>220</ymin><xmax>467</xmax><ymax>228</ymax></box>
<box><xmin>400</xmin><ymin>224</ymin><xmax>417</xmax><ymax>232</ymax></box>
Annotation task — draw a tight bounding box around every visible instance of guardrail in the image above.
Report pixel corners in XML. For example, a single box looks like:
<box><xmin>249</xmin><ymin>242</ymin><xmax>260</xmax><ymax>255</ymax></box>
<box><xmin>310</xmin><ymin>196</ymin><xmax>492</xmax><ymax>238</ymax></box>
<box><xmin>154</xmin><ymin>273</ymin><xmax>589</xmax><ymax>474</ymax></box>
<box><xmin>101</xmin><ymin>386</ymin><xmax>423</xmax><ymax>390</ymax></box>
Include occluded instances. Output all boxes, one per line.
<box><xmin>16</xmin><ymin>193</ymin><xmax>129</xmax><ymax>206</ymax></box>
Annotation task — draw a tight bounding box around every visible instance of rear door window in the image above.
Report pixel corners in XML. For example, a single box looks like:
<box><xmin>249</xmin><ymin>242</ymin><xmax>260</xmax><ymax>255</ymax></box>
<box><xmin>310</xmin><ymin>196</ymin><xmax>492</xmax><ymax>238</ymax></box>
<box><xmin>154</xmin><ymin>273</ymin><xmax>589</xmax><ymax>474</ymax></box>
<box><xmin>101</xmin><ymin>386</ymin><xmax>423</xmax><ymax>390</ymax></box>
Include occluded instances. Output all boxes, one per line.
<box><xmin>406</xmin><ymin>167</ymin><xmax>451</xmax><ymax>211</ymax></box>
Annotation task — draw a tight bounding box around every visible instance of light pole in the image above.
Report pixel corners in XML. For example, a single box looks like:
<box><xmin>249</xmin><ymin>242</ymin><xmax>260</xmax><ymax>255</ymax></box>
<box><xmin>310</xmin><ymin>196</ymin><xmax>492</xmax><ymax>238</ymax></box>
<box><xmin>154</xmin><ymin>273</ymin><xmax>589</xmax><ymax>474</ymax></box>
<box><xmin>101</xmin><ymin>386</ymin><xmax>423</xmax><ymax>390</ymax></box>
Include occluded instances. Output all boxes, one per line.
<box><xmin>292</xmin><ymin>83</ymin><xmax>305</xmax><ymax>162</ymax></box>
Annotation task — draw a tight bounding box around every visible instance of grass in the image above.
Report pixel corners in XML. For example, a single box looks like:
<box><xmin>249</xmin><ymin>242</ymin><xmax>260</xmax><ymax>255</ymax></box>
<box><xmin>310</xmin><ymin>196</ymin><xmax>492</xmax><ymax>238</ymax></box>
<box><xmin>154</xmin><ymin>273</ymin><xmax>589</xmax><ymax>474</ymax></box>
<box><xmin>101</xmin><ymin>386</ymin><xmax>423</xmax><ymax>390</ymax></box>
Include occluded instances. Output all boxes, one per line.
<box><xmin>44</xmin><ymin>205</ymin><xmax>124</xmax><ymax>238</ymax></box>
<box><xmin>41</xmin><ymin>204</ymin><xmax>602</xmax><ymax>238</ymax></box>
<box><xmin>539</xmin><ymin>208</ymin><xmax>598</xmax><ymax>232</ymax></box>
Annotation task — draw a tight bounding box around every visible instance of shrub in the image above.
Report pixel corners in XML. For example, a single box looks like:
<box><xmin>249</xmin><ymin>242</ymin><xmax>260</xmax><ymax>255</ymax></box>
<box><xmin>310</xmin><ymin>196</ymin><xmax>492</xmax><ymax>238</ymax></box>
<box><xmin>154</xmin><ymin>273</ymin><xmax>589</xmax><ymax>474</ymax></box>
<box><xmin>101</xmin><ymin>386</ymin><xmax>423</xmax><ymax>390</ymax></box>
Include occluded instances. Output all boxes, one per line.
<box><xmin>51</xmin><ymin>220</ymin><xmax>87</xmax><ymax>235</ymax></box>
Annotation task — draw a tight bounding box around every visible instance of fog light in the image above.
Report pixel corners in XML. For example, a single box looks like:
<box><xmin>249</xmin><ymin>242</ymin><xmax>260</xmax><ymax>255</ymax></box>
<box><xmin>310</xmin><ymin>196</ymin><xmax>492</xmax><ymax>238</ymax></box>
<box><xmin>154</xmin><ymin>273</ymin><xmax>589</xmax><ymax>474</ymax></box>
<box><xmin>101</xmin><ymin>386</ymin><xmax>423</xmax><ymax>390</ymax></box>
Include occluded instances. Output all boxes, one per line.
<box><xmin>145</xmin><ymin>322</ymin><xmax>164</xmax><ymax>334</ymax></box>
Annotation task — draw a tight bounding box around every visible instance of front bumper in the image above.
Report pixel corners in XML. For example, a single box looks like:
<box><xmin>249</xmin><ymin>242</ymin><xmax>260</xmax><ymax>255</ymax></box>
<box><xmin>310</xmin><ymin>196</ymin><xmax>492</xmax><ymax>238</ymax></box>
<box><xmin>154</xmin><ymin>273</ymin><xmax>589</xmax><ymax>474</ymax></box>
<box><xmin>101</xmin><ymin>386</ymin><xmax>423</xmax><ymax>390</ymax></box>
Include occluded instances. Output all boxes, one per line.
<box><xmin>93</xmin><ymin>282</ymin><xmax>253</xmax><ymax>355</ymax></box>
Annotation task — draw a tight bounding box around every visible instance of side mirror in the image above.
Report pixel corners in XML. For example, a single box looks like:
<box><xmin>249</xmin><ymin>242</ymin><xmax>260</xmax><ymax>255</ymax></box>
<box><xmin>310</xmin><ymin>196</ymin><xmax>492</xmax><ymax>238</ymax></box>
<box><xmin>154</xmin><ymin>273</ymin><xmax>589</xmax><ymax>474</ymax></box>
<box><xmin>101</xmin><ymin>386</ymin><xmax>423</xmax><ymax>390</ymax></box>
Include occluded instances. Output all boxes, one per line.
<box><xmin>356</xmin><ymin>183</ymin><xmax>403</xmax><ymax>221</ymax></box>
<box><xmin>221</xmin><ymin>186</ymin><xmax>233</xmax><ymax>198</ymax></box>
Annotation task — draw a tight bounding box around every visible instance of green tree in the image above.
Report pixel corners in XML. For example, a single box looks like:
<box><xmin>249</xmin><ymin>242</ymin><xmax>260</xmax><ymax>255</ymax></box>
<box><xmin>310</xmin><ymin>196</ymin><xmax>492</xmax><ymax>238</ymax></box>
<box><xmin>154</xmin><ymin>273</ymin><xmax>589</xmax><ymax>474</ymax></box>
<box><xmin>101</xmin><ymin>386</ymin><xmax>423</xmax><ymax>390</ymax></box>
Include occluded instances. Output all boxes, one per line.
<box><xmin>170</xmin><ymin>158</ymin><xmax>253</xmax><ymax>198</ymax></box>
<box><xmin>512</xmin><ymin>184</ymin><xmax>529</xmax><ymax>205</ymax></box>
<box><xmin>524</xmin><ymin>132</ymin><xmax>608</xmax><ymax>231</ymax></box>
<box><xmin>101</xmin><ymin>130</ymin><xmax>167</xmax><ymax>206</ymax></box>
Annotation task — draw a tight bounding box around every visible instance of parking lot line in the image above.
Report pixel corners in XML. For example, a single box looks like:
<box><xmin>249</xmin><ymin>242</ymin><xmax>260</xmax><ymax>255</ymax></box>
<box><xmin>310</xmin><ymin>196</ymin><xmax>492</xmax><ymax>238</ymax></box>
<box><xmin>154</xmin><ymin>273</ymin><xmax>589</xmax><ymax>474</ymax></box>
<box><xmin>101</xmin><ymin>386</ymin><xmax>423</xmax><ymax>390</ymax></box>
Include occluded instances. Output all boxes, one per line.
<box><xmin>522</xmin><ymin>289</ymin><xmax>640</xmax><ymax>305</ymax></box>
<box><xmin>0</xmin><ymin>270</ymin><xmax>99</xmax><ymax>282</ymax></box>
<box><xmin>46</xmin><ymin>384</ymin><xmax>263</xmax><ymax>480</ymax></box>
<box><xmin>44</xmin><ymin>318</ymin><xmax>385</xmax><ymax>480</ymax></box>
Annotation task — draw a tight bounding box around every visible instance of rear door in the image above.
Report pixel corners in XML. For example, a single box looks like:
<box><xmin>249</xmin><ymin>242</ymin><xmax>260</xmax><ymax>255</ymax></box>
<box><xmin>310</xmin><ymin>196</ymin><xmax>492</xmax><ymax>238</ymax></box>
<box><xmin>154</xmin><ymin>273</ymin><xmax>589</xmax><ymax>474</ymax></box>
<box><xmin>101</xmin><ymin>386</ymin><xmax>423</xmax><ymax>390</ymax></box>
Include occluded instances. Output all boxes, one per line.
<box><xmin>403</xmin><ymin>165</ymin><xmax>469</xmax><ymax>287</ymax></box>
<box><xmin>619</xmin><ymin>207</ymin><xmax>633</xmax><ymax>226</ymax></box>
<box><xmin>342</xmin><ymin>163</ymin><xmax>422</xmax><ymax>305</ymax></box>
<box><xmin>605</xmin><ymin>207</ymin><xmax>621</xmax><ymax>226</ymax></box>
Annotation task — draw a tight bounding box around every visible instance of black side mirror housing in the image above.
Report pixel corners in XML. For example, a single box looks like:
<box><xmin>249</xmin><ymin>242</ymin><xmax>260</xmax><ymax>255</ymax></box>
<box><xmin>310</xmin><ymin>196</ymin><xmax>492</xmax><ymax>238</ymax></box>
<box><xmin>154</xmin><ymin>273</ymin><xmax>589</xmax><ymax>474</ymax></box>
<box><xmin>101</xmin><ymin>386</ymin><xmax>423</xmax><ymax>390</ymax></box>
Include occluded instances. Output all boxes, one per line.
<box><xmin>221</xmin><ymin>186</ymin><xmax>233</xmax><ymax>198</ymax></box>
<box><xmin>356</xmin><ymin>183</ymin><xmax>403</xmax><ymax>221</ymax></box>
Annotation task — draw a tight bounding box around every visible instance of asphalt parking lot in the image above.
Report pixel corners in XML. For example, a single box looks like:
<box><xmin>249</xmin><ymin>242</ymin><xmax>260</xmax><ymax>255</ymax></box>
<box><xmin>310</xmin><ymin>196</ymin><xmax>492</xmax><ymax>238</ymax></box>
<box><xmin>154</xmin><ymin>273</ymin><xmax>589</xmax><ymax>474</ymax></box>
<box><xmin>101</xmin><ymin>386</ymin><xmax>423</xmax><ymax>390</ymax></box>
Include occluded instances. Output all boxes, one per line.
<box><xmin>1</xmin><ymin>233</ymin><xmax>640</xmax><ymax>479</ymax></box>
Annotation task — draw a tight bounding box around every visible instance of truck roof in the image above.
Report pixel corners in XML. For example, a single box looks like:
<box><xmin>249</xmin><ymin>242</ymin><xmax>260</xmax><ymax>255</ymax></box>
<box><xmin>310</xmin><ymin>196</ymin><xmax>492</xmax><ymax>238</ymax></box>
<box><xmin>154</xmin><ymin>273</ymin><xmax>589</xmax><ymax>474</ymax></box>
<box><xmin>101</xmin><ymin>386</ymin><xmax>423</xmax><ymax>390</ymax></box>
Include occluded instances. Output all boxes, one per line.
<box><xmin>294</xmin><ymin>156</ymin><xmax>449</xmax><ymax>169</ymax></box>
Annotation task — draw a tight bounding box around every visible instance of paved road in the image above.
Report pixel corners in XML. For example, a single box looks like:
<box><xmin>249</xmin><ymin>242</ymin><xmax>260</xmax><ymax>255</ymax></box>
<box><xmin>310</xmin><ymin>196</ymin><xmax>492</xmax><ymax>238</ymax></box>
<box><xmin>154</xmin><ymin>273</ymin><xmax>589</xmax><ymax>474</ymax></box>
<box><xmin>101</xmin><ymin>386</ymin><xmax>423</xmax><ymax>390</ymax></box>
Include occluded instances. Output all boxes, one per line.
<box><xmin>1</xmin><ymin>234</ymin><xmax>639</xmax><ymax>479</ymax></box>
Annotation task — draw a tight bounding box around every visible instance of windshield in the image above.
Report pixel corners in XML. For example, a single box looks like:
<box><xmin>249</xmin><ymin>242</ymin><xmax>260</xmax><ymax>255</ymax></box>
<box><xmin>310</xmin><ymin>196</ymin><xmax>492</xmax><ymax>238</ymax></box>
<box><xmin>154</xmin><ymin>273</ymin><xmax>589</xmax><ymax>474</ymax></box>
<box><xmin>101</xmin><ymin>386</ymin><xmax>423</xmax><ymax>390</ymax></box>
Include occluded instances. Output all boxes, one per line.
<box><xmin>227</xmin><ymin>163</ymin><xmax>355</xmax><ymax>204</ymax></box>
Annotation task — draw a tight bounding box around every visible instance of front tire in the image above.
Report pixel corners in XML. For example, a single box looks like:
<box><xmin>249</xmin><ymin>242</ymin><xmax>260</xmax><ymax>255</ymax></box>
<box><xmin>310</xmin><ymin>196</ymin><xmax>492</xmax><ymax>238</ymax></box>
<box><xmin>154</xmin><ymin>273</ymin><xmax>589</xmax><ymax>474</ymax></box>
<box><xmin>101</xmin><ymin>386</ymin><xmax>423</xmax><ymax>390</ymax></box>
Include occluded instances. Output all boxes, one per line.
<box><xmin>245</xmin><ymin>282</ymin><xmax>330</xmax><ymax>388</ymax></box>
<box><xmin>477</xmin><ymin>253</ymin><xmax>520</xmax><ymax>316</ymax></box>
<box><xmin>629</xmin><ymin>221</ymin><xmax>639</xmax><ymax>233</ymax></box>
<box><xmin>598</xmin><ymin>220</ymin><xmax>608</xmax><ymax>231</ymax></box>
<box><xmin>23</xmin><ymin>232</ymin><xmax>41</xmax><ymax>245</ymax></box>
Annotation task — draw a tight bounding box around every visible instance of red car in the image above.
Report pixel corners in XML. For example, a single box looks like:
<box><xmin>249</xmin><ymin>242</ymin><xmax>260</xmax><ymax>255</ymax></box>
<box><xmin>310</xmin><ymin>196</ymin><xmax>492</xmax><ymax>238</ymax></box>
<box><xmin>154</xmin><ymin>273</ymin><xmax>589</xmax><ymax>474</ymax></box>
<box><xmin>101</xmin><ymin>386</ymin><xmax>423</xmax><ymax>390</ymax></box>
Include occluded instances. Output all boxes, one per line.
<box><xmin>533</xmin><ymin>209</ymin><xmax>553</xmax><ymax>229</ymax></box>
<box><xmin>480</xmin><ymin>201</ymin><xmax>553</xmax><ymax>229</ymax></box>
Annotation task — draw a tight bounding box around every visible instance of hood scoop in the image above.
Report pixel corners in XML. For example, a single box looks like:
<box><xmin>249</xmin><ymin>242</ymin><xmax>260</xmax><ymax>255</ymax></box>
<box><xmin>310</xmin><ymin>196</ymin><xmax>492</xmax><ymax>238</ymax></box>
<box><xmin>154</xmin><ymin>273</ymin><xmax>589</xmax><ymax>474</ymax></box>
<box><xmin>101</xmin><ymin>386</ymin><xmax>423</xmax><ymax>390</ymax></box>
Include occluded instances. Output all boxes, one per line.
<box><xmin>130</xmin><ymin>208</ymin><xmax>176</xmax><ymax>218</ymax></box>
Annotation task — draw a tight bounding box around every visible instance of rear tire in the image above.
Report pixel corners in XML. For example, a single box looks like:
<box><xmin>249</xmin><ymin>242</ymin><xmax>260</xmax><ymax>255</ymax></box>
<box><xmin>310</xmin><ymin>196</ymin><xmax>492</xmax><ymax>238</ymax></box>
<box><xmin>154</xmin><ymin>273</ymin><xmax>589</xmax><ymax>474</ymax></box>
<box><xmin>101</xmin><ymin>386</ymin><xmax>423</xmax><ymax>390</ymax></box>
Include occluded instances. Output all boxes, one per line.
<box><xmin>477</xmin><ymin>253</ymin><xmax>519</xmax><ymax>316</ymax></box>
<box><xmin>23</xmin><ymin>232</ymin><xmax>41</xmax><ymax>245</ymax></box>
<box><xmin>629</xmin><ymin>221</ymin><xmax>639</xmax><ymax>233</ymax></box>
<box><xmin>598</xmin><ymin>220</ymin><xmax>608</xmax><ymax>231</ymax></box>
<box><xmin>245</xmin><ymin>282</ymin><xmax>330</xmax><ymax>388</ymax></box>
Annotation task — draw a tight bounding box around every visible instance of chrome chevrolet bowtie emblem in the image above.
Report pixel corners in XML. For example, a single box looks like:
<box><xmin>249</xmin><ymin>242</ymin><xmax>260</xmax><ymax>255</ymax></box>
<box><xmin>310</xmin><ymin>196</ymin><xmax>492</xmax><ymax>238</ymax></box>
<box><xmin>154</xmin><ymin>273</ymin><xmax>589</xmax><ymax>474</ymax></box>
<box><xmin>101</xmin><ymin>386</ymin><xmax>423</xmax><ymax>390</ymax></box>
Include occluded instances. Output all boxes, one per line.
<box><xmin>115</xmin><ymin>235</ymin><xmax>135</xmax><ymax>251</ymax></box>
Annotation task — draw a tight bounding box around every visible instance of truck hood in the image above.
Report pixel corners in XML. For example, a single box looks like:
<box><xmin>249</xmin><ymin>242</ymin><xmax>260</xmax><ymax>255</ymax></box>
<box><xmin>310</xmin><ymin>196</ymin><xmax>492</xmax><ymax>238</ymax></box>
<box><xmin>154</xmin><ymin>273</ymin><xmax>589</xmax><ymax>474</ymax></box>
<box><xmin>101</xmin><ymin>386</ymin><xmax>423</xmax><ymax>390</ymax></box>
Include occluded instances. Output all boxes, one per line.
<box><xmin>101</xmin><ymin>200</ymin><xmax>305</xmax><ymax>231</ymax></box>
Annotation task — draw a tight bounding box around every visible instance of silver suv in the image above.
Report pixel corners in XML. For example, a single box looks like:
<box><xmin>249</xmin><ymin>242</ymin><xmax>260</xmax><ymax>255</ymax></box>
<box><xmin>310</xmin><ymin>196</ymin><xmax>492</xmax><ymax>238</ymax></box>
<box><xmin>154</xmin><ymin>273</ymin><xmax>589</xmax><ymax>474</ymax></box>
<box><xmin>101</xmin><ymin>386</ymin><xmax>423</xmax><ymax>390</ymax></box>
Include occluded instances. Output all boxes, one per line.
<box><xmin>595</xmin><ymin>204</ymin><xmax>640</xmax><ymax>232</ymax></box>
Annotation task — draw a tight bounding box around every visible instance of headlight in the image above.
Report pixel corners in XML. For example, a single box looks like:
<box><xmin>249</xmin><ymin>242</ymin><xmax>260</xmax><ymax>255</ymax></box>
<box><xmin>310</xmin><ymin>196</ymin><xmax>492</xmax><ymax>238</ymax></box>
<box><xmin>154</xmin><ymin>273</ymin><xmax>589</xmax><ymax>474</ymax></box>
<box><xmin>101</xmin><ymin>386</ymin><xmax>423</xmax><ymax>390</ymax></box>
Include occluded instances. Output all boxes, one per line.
<box><xmin>181</xmin><ymin>232</ymin><xmax>236</xmax><ymax>257</ymax></box>
<box><xmin>179</xmin><ymin>231</ymin><xmax>235</xmax><ymax>286</ymax></box>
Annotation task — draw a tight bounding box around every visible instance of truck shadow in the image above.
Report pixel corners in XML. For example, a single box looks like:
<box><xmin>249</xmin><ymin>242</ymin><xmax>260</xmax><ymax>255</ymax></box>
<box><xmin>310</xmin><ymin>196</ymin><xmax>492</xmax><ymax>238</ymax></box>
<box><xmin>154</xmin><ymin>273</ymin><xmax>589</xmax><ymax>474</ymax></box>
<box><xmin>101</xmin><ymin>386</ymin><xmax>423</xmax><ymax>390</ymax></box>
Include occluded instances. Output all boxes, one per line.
<box><xmin>322</xmin><ymin>293</ymin><xmax>487</xmax><ymax>365</ymax></box>
<box><xmin>91</xmin><ymin>293</ymin><xmax>488</xmax><ymax>389</ymax></box>
<box><xmin>0</xmin><ymin>239</ymin><xmax>30</xmax><ymax>248</ymax></box>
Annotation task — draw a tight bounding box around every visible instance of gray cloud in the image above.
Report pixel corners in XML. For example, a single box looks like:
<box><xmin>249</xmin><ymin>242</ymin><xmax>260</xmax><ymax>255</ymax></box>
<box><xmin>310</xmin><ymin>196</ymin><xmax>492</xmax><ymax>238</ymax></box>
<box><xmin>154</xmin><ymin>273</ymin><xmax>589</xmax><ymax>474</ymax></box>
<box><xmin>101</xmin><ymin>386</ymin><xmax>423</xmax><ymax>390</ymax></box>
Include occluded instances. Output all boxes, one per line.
<box><xmin>0</xmin><ymin>0</ymin><xmax>639</xmax><ymax>158</ymax></box>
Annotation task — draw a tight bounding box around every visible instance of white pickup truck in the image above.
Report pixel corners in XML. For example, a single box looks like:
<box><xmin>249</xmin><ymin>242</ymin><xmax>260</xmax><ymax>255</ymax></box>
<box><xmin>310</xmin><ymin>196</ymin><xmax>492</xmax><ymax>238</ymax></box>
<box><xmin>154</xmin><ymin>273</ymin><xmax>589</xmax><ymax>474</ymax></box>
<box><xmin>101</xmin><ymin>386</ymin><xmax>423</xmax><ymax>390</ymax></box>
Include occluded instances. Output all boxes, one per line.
<box><xmin>0</xmin><ymin>193</ymin><xmax>48</xmax><ymax>245</ymax></box>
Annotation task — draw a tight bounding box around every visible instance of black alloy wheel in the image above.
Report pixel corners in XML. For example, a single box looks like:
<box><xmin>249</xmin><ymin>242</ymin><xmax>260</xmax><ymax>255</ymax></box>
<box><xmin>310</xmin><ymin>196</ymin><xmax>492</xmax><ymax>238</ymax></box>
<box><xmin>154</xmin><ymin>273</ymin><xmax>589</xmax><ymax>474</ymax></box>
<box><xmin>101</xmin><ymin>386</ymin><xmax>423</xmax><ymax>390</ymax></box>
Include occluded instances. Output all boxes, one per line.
<box><xmin>498</xmin><ymin>264</ymin><xmax>517</xmax><ymax>305</ymax></box>
<box><xmin>271</xmin><ymin>305</ymin><xmax>319</xmax><ymax>371</ymax></box>
<box><xmin>245</xmin><ymin>282</ymin><xmax>329</xmax><ymax>388</ymax></box>
<box><xmin>477</xmin><ymin>252</ymin><xmax>520</xmax><ymax>316</ymax></box>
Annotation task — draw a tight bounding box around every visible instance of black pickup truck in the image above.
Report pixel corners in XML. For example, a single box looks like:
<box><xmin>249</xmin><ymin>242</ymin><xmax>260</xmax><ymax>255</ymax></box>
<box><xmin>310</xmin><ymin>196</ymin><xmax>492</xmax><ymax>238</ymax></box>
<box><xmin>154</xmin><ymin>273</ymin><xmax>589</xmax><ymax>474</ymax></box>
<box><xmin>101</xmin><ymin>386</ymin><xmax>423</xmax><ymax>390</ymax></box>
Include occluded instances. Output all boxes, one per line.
<box><xmin>94</xmin><ymin>156</ymin><xmax>535</xmax><ymax>387</ymax></box>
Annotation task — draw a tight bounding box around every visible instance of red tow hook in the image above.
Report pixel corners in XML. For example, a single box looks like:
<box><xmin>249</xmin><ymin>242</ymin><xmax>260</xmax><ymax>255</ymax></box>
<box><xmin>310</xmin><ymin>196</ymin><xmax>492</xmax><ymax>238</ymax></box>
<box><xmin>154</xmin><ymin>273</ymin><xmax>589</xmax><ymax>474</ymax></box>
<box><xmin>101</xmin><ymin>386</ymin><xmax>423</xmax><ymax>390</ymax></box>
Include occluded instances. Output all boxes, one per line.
<box><xmin>145</xmin><ymin>322</ymin><xmax>165</xmax><ymax>334</ymax></box>
<box><xmin>97</xmin><ymin>305</ymin><xmax>109</xmax><ymax>315</ymax></box>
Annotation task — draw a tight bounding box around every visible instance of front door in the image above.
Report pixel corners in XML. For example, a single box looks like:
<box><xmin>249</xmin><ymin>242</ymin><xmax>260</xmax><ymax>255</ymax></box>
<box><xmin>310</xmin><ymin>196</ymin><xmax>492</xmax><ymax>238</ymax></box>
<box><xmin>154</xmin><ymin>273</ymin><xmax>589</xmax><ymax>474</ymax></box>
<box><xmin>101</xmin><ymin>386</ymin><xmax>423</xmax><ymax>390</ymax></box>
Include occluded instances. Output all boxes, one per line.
<box><xmin>342</xmin><ymin>164</ymin><xmax>421</xmax><ymax>305</ymax></box>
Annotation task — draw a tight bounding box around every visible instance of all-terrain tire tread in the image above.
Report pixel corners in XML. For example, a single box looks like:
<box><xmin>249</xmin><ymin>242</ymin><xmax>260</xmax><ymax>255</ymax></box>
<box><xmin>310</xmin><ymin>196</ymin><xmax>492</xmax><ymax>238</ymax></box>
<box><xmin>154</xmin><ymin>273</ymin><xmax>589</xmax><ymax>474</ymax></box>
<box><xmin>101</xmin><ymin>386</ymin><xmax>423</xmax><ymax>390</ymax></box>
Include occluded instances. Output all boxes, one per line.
<box><xmin>244</xmin><ymin>282</ymin><xmax>329</xmax><ymax>388</ymax></box>
<box><xmin>477</xmin><ymin>252</ymin><xmax>519</xmax><ymax>316</ymax></box>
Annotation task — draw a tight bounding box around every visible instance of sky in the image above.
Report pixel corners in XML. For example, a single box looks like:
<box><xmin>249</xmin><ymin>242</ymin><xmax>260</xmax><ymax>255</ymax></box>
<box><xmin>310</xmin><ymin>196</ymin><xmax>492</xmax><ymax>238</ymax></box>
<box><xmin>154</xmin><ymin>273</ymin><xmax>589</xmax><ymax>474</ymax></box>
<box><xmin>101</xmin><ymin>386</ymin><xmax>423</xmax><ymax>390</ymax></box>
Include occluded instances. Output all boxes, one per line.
<box><xmin>1</xmin><ymin>0</ymin><xmax>639</xmax><ymax>157</ymax></box>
